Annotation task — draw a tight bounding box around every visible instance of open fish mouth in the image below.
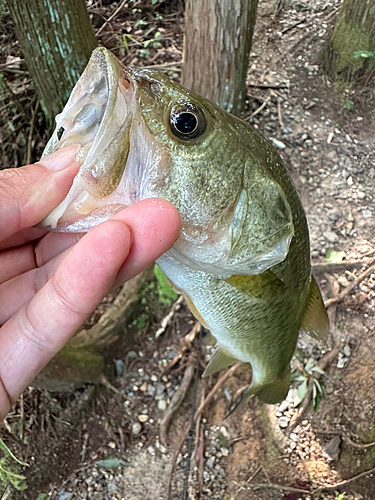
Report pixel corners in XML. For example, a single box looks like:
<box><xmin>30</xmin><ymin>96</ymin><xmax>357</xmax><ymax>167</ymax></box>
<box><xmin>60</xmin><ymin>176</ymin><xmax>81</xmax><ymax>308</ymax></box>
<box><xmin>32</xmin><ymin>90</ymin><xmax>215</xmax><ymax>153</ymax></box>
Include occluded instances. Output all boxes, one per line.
<box><xmin>40</xmin><ymin>47</ymin><xmax>135</xmax><ymax>230</ymax></box>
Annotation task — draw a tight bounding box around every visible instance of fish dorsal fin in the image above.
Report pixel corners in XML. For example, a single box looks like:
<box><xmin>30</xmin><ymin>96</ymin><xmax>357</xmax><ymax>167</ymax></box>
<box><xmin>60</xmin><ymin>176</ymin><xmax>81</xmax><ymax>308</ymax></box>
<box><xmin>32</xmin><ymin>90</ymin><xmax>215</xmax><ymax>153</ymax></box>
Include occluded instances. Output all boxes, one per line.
<box><xmin>225</xmin><ymin>271</ymin><xmax>285</xmax><ymax>300</ymax></box>
<box><xmin>301</xmin><ymin>276</ymin><xmax>329</xmax><ymax>341</ymax></box>
<box><xmin>203</xmin><ymin>346</ymin><xmax>238</xmax><ymax>377</ymax></box>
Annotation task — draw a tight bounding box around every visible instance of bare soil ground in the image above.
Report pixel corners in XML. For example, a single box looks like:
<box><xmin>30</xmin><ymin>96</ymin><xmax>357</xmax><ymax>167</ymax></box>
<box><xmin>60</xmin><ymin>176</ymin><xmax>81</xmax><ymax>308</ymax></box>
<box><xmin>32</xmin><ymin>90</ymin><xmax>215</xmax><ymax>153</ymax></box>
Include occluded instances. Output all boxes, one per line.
<box><xmin>1</xmin><ymin>0</ymin><xmax>375</xmax><ymax>499</ymax></box>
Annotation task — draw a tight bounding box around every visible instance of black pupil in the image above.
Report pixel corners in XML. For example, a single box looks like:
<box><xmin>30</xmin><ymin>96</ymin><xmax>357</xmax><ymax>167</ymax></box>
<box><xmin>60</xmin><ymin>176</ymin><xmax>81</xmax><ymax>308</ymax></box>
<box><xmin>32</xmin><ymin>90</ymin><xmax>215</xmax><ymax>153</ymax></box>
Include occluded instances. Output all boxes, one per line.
<box><xmin>174</xmin><ymin>112</ymin><xmax>197</xmax><ymax>134</ymax></box>
<box><xmin>57</xmin><ymin>127</ymin><xmax>65</xmax><ymax>141</ymax></box>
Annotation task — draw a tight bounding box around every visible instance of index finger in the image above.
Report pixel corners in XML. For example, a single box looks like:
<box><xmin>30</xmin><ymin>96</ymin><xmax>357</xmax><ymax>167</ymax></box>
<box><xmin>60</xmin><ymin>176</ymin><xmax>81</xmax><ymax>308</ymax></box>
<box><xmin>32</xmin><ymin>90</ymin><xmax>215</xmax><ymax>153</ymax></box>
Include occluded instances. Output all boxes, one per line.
<box><xmin>0</xmin><ymin>146</ymin><xmax>80</xmax><ymax>242</ymax></box>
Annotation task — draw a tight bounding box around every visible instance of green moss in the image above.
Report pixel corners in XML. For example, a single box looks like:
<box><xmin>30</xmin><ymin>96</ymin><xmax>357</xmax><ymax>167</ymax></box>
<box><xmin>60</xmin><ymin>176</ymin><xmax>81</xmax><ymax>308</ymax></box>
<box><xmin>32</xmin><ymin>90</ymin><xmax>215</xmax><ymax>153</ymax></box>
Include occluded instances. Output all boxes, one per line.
<box><xmin>339</xmin><ymin>422</ymin><xmax>375</xmax><ymax>475</ymax></box>
<box><xmin>325</xmin><ymin>3</ymin><xmax>375</xmax><ymax>83</ymax></box>
<box><xmin>332</xmin><ymin>20</ymin><xmax>372</xmax><ymax>74</ymax></box>
<box><xmin>259</xmin><ymin>405</ymin><xmax>282</xmax><ymax>468</ymax></box>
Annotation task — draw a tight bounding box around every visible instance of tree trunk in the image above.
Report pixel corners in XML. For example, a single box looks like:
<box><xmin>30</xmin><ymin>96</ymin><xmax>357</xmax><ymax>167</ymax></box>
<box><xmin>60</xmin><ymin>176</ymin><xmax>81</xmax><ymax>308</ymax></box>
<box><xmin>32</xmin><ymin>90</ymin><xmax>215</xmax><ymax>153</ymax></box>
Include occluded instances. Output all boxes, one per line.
<box><xmin>33</xmin><ymin>268</ymin><xmax>154</xmax><ymax>392</ymax></box>
<box><xmin>6</xmin><ymin>0</ymin><xmax>97</xmax><ymax>125</ymax></box>
<box><xmin>323</xmin><ymin>0</ymin><xmax>375</xmax><ymax>83</ymax></box>
<box><xmin>182</xmin><ymin>0</ymin><xmax>258</xmax><ymax>116</ymax></box>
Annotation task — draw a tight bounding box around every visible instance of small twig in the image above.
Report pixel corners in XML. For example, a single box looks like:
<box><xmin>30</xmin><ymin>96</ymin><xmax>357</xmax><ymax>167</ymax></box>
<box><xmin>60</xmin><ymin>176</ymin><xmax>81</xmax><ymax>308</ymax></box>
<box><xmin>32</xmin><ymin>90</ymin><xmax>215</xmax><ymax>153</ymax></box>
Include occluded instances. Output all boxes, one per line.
<box><xmin>182</xmin><ymin>329</ymin><xmax>202</xmax><ymax>500</ymax></box>
<box><xmin>195</xmin><ymin>362</ymin><xmax>241</xmax><ymax>419</ymax></box>
<box><xmin>0</xmin><ymin>485</ymin><xmax>12</xmax><ymax>500</ymax></box>
<box><xmin>100</xmin><ymin>375</ymin><xmax>121</xmax><ymax>394</ymax></box>
<box><xmin>197</xmin><ymin>425</ymin><xmax>204</xmax><ymax>492</ymax></box>
<box><xmin>26</xmin><ymin>99</ymin><xmax>39</xmax><ymax>165</ymax></box>
<box><xmin>245</xmin><ymin>97</ymin><xmax>271</xmax><ymax>120</ymax></box>
<box><xmin>277</xmin><ymin>100</ymin><xmax>284</xmax><ymax>128</ymax></box>
<box><xmin>343</xmin><ymin>434</ymin><xmax>375</xmax><ymax>449</ymax></box>
<box><xmin>246</xmin><ymin>464</ymin><xmax>263</xmax><ymax>483</ymax></box>
<box><xmin>80</xmin><ymin>432</ymin><xmax>89</xmax><ymax>462</ymax></box>
<box><xmin>0</xmin><ymin>60</ymin><xmax>25</xmax><ymax>70</ymax></box>
<box><xmin>261</xmin><ymin>31</ymin><xmax>314</xmax><ymax>81</ymax></box>
<box><xmin>324</xmin><ymin>262</ymin><xmax>375</xmax><ymax>308</ymax></box>
<box><xmin>160</xmin><ymin>363</ymin><xmax>195</xmax><ymax>447</ymax></box>
<box><xmin>19</xmin><ymin>394</ymin><xmax>24</xmax><ymax>443</ymax></box>
<box><xmin>2</xmin><ymin>79</ymin><xmax>31</xmax><ymax>121</ymax></box>
<box><xmin>312</xmin><ymin>257</ymin><xmax>375</xmax><ymax>274</ymax></box>
<box><xmin>250</xmin><ymin>466</ymin><xmax>375</xmax><ymax>494</ymax></box>
<box><xmin>248</xmin><ymin>83</ymin><xmax>288</xmax><ymax>89</ymax></box>
<box><xmin>317</xmin><ymin>466</ymin><xmax>375</xmax><ymax>491</ymax></box>
<box><xmin>96</xmin><ymin>0</ymin><xmax>127</xmax><ymax>36</ymax></box>
<box><xmin>275</xmin><ymin>0</ymin><xmax>284</xmax><ymax>17</ymax></box>
<box><xmin>155</xmin><ymin>296</ymin><xmax>184</xmax><ymax>338</ymax></box>
<box><xmin>364</xmin><ymin>66</ymin><xmax>375</xmax><ymax>86</ymax></box>
<box><xmin>167</xmin><ymin>422</ymin><xmax>190</xmax><ymax>500</ymax></box>
<box><xmin>249</xmin><ymin>482</ymin><xmax>310</xmax><ymax>494</ymax></box>
<box><xmin>193</xmin><ymin>386</ymin><xmax>205</xmax><ymax>492</ymax></box>
<box><xmin>281</xmin><ymin>17</ymin><xmax>306</xmax><ymax>34</ymax></box>
<box><xmin>142</xmin><ymin>61</ymin><xmax>182</xmax><ymax>70</ymax></box>
<box><xmin>163</xmin><ymin>321</ymin><xmax>201</xmax><ymax>372</ymax></box>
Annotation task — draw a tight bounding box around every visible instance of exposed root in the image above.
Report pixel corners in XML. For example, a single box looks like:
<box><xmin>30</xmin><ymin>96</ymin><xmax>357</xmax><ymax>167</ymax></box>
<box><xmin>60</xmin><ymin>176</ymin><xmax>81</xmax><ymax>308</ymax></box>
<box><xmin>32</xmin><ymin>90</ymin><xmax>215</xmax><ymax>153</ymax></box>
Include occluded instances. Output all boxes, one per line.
<box><xmin>160</xmin><ymin>363</ymin><xmax>195</xmax><ymax>447</ymax></box>
<box><xmin>324</xmin><ymin>261</ymin><xmax>375</xmax><ymax>308</ymax></box>
<box><xmin>166</xmin><ymin>362</ymin><xmax>241</xmax><ymax>500</ymax></box>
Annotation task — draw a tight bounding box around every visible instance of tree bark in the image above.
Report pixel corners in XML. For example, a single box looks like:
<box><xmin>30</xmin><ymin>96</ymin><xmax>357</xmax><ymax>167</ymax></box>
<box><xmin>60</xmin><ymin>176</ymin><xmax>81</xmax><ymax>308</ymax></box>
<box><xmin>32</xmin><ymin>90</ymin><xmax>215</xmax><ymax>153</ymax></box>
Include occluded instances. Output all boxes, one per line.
<box><xmin>33</xmin><ymin>268</ymin><xmax>154</xmax><ymax>392</ymax></box>
<box><xmin>182</xmin><ymin>0</ymin><xmax>258</xmax><ymax>116</ymax></box>
<box><xmin>6</xmin><ymin>0</ymin><xmax>97</xmax><ymax>125</ymax></box>
<box><xmin>323</xmin><ymin>0</ymin><xmax>375</xmax><ymax>83</ymax></box>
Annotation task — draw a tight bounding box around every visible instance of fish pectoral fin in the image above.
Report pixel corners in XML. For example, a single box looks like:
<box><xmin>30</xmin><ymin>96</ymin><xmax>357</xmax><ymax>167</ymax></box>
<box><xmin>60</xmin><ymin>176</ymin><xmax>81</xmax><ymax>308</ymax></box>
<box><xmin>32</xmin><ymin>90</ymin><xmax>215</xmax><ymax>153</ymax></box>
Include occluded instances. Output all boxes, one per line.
<box><xmin>203</xmin><ymin>346</ymin><xmax>238</xmax><ymax>377</ymax></box>
<box><xmin>301</xmin><ymin>276</ymin><xmax>329</xmax><ymax>341</ymax></box>
<box><xmin>225</xmin><ymin>271</ymin><xmax>285</xmax><ymax>300</ymax></box>
<box><xmin>227</xmin><ymin>367</ymin><xmax>290</xmax><ymax>415</ymax></box>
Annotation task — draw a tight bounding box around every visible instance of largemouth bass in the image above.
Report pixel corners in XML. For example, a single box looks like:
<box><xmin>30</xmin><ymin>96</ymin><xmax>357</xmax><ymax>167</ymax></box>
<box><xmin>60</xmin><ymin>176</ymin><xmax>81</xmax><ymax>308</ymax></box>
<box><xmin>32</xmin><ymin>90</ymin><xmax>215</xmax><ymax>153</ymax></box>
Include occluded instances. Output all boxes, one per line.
<box><xmin>40</xmin><ymin>47</ymin><xmax>329</xmax><ymax>405</ymax></box>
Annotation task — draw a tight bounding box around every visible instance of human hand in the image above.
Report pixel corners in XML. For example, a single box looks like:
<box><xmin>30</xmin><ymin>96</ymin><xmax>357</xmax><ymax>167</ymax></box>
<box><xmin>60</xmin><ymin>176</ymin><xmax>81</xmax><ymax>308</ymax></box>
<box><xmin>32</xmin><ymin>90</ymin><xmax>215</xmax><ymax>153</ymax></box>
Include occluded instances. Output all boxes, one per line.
<box><xmin>0</xmin><ymin>146</ymin><xmax>180</xmax><ymax>420</ymax></box>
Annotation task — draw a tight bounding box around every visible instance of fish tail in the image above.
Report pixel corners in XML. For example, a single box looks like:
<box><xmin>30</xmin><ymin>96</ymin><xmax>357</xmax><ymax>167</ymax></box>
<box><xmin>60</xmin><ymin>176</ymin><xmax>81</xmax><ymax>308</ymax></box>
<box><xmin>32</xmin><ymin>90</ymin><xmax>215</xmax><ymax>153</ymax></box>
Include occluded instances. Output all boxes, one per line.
<box><xmin>227</xmin><ymin>367</ymin><xmax>291</xmax><ymax>416</ymax></box>
<box><xmin>255</xmin><ymin>367</ymin><xmax>290</xmax><ymax>404</ymax></box>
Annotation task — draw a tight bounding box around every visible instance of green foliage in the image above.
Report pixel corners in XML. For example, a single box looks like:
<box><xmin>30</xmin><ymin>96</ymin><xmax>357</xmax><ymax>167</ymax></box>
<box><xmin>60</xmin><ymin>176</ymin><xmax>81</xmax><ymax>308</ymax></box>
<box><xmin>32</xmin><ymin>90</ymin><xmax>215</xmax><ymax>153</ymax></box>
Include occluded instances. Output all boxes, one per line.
<box><xmin>331</xmin><ymin>19</ymin><xmax>373</xmax><ymax>77</ymax></box>
<box><xmin>292</xmin><ymin>358</ymin><xmax>327</xmax><ymax>411</ymax></box>
<box><xmin>36</xmin><ymin>494</ymin><xmax>48</xmax><ymax>500</ymax></box>
<box><xmin>354</xmin><ymin>50</ymin><xmax>375</xmax><ymax>59</ymax></box>
<box><xmin>335</xmin><ymin>494</ymin><xmax>346</xmax><ymax>500</ymax></box>
<box><xmin>136</xmin><ymin>313</ymin><xmax>147</xmax><ymax>329</ymax></box>
<box><xmin>154</xmin><ymin>265</ymin><xmax>179</xmax><ymax>304</ymax></box>
<box><xmin>0</xmin><ymin>438</ymin><xmax>27</xmax><ymax>467</ymax></box>
<box><xmin>0</xmin><ymin>437</ymin><xmax>28</xmax><ymax>493</ymax></box>
<box><xmin>114</xmin><ymin>33</ymin><xmax>138</xmax><ymax>57</ymax></box>
<box><xmin>143</xmin><ymin>31</ymin><xmax>163</xmax><ymax>50</ymax></box>
<box><xmin>342</xmin><ymin>100</ymin><xmax>354</xmax><ymax>111</ymax></box>
<box><xmin>115</xmin><ymin>24</ymin><xmax>164</xmax><ymax>59</ymax></box>
<box><xmin>0</xmin><ymin>456</ymin><xmax>27</xmax><ymax>492</ymax></box>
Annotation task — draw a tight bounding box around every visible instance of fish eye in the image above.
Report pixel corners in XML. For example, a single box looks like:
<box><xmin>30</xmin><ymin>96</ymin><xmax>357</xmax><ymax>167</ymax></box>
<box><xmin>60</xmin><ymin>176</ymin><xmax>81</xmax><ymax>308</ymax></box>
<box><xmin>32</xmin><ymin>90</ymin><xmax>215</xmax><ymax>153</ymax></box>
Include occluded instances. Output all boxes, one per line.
<box><xmin>170</xmin><ymin>104</ymin><xmax>206</xmax><ymax>140</ymax></box>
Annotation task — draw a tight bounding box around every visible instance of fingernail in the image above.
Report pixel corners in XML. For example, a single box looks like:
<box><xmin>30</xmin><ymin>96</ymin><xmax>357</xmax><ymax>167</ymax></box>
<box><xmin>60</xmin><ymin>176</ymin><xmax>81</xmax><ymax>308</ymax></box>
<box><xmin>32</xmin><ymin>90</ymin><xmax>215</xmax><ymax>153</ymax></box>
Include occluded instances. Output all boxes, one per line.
<box><xmin>39</xmin><ymin>144</ymin><xmax>81</xmax><ymax>171</ymax></box>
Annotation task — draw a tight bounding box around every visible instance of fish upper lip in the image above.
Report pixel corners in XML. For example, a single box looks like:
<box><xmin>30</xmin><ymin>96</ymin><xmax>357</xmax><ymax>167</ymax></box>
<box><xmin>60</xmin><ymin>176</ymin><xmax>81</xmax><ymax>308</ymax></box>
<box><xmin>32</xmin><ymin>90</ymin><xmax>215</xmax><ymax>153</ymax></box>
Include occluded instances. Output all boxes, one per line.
<box><xmin>39</xmin><ymin>48</ymin><xmax>137</xmax><ymax>229</ymax></box>
<box><xmin>43</xmin><ymin>47</ymin><xmax>134</xmax><ymax>161</ymax></box>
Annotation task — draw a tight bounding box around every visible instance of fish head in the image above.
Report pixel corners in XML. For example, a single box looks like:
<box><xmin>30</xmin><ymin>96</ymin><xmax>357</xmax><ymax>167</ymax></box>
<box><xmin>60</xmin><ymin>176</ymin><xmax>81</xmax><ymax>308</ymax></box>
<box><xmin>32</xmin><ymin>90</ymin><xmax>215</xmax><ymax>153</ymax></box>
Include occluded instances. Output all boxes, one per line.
<box><xmin>40</xmin><ymin>47</ymin><xmax>294</xmax><ymax>276</ymax></box>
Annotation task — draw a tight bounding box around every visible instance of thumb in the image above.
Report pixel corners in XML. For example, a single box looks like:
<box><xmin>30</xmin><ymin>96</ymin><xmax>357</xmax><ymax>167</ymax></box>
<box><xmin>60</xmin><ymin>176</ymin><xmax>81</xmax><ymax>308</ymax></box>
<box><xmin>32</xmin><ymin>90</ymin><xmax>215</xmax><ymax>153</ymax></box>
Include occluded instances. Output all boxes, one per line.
<box><xmin>0</xmin><ymin>146</ymin><xmax>80</xmax><ymax>241</ymax></box>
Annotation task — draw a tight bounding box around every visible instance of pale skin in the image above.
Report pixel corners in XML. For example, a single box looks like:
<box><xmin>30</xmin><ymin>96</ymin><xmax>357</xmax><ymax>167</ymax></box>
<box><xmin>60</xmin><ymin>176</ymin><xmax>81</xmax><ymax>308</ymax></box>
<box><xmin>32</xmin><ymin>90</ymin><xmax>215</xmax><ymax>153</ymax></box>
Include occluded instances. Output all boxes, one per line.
<box><xmin>0</xmin><ymin>146</ymin><xmax>181</xmax><ymax>420</ymax></box>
